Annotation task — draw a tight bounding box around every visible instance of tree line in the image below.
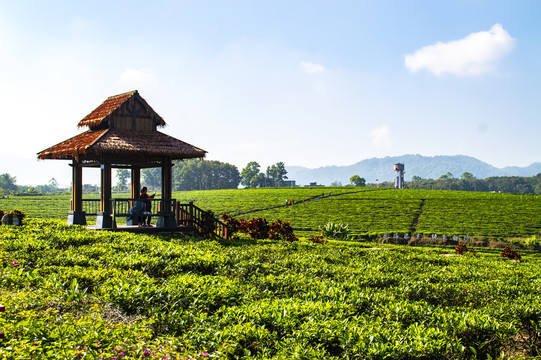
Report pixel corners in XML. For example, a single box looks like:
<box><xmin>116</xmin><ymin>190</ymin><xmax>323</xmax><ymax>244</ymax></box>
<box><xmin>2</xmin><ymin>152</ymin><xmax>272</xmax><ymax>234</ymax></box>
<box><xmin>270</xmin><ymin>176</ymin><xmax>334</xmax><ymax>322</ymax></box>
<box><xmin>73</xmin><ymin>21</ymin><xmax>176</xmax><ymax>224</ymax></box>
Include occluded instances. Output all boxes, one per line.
<box><xmin>0</xmin><ymin>174</ymin><xmax>69</xmax><ymax>196</ymax></box>
<box><xmin>134</xmin><ymin>159</ymin><xmax>241</xmax><ymax>191</ymax></box>
<box><xmin>239</xmin><ymin>161</ymin><xmax>288</xmax><ymax>188</ymax></box>
<box><xmin>0</xmin><ymin>160</ymin><xmax>288</xmax><ymax>195</ymax></box>
<box><xmin>3</xmin><ymin>168</ymin><xmax>541</xmax><ymax>195</ymax></box>
<box><xmin>136</xmin><ymin>160</ymin><xmax>290</xmax><ymax>191</ymax></box>
<box><xmin>385</xmin><ymin>172</ymin><xmax>541</xmax><ymax>194</ymax></box>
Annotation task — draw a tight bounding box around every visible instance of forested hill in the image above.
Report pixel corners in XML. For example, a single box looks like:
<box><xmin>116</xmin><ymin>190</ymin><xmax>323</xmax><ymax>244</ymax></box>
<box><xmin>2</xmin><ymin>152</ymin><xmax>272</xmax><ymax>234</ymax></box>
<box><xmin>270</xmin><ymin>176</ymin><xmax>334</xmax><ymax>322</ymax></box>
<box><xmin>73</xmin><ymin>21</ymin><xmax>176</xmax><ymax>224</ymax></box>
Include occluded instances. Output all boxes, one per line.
<box><xmin>286</xmin><ymin>154</ymin><xmax>541</xmax><ymax>186</ymax></box>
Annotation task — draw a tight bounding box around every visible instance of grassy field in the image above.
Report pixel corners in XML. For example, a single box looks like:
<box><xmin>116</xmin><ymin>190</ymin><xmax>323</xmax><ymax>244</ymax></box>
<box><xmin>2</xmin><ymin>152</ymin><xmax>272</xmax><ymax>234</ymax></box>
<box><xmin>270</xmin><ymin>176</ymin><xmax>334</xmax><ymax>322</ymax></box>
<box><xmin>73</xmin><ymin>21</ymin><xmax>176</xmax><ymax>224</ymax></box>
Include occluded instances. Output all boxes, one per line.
<box><xmin>2</xmin><ymin>187</ymin><xmax>539</xmax><ymax>240</ymax></box>
<box><xmin>1</xmin><ymin>219</ymin><xmax>540</xmax><ymax>359</ymax></box>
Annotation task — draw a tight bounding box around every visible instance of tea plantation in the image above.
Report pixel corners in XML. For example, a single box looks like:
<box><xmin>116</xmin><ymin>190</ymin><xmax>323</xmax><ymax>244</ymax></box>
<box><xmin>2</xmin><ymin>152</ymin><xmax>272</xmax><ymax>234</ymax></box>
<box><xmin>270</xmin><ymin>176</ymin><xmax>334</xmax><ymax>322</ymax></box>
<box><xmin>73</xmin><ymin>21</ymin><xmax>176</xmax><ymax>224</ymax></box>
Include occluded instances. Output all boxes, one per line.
<box><xmin>1</xmin><ymin>188</ymin><xmax>541</xmax><ymax>358</ymax></box>
<box><xmin>1</xmin><ymin>219</ymin><xmax>541</xmax><ymax>359</ymax></box>
<box><xmin>2</xmin><ymin>187</ymin><xmax>540</xmax><ymax>239</ymax></box>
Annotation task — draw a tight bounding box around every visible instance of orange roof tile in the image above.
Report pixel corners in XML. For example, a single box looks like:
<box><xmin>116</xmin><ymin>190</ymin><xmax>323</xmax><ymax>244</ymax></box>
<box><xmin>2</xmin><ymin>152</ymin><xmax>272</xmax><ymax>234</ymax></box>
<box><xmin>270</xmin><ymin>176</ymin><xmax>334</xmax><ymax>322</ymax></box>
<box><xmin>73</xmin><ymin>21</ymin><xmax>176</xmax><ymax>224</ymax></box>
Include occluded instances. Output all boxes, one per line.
<box><xmin>77</xmin><ymin>90</ymin><xmax>166</xmax><ymax>129</ymax></box>
<box><xmin>37</xmin><ymin>129</ymin><xmax>206</xmax><ymax>162</ymax></box>
<box><xmin>37</xmin><ymin>130</ymin><xmax>108</xmax><ymax>161</ymax></box>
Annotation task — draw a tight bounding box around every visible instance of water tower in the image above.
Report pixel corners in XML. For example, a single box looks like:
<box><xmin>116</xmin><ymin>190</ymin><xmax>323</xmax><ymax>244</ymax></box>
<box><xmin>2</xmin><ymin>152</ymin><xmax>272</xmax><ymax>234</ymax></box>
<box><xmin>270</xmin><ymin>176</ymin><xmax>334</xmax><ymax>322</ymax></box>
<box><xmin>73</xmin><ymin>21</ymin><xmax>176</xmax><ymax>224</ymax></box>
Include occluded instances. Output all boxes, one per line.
<box><xmin>394</xmin><ymin>163</ymin><xmax>405</xmax><ymax>189</ymax></box>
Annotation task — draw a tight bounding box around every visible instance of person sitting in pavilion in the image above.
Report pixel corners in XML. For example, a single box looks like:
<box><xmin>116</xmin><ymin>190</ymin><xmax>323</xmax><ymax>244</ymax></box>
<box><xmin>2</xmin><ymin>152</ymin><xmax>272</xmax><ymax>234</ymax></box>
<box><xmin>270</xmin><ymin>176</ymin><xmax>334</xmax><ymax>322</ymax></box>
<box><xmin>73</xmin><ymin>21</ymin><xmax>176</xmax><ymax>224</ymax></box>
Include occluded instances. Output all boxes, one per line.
<box><xmin>140</xmin><ymin>186</ymin><xmax>155</xmax><ymax>226</ymax></box>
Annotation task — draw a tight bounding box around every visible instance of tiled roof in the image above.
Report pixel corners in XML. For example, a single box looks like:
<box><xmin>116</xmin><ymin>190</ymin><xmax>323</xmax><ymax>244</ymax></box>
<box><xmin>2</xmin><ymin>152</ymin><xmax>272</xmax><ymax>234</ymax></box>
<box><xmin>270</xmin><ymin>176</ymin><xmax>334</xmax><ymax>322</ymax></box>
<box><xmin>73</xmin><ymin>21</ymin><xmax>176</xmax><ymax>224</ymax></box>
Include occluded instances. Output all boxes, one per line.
<box><xmin>37</xmin><ymin>130</ymin><xmax>108</xmax><ymax>161</ymax></box>
<box><xmin>39</xmin><ymin>90</ymin><xmax>204</xmax><ymax>163</ymax></box>
<box><xmin>77</xmin><ymin>90</ymin><xmax>166</xmax><ymax>128</ymax></box>
<box><xmin>37</xmin><ymin>129</ymin><xmax>206</xmax><ymax>161</ymax></box>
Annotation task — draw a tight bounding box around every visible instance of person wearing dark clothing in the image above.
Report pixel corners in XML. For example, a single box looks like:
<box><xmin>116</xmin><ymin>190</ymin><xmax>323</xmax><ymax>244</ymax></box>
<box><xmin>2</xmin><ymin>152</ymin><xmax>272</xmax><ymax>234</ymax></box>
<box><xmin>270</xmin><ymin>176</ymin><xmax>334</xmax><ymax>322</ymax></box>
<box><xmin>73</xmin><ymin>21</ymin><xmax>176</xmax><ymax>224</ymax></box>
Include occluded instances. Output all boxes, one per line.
<box><xmin>140</xmin><ymin>187</ymin><xmax>155</xmax><ymax>226</ymax></box>
<box><xmin>128</xmin><ymin>198</ymin><xmax>146</xmax><ymax>225</ymax></box>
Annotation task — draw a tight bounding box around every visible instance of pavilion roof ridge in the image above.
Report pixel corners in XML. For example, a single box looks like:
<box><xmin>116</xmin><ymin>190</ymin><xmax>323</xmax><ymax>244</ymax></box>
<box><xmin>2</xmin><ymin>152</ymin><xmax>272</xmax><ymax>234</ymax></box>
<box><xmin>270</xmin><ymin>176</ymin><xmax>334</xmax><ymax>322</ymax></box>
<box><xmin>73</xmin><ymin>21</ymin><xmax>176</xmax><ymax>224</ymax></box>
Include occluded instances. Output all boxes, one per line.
<box><xmin>77</xmin><ymin>90</ymin><xmax>166</xmax><ymax>129</ymax></box>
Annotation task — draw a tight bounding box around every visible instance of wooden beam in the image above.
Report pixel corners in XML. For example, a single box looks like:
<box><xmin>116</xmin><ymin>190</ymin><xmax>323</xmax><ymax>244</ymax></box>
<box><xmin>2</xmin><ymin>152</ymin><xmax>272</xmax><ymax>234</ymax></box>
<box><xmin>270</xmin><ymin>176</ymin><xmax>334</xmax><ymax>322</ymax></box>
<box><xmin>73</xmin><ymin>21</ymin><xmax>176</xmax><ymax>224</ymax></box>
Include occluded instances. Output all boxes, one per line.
<box><xmin>131</xmin><ymin>167</ymin><xmax>141</xmax><ymax>200</ymax></box>
<box><xmin>134</xmin><ymin>94</ymin><xmax>158</xmax><ymax>130</ymax></box>
<box><xmin>161</xmin><ymin>158</ymin><xmax>172</xmax><ymax>201</ymax></box>
<box><xmin>111</xmin><ymin>162</ymin><xmax>162</xmax><ymax>169</ymax></box>
<box><xmin>100</xmin><ymin>161</ymin><xmax>112</xmax><ymax>213</ymax></box>
<box><xmin>71</xmin><ymin>160</ymin><xmax>83</xmax><ymax>212</ymax></box>
<box><xmin>74</xmin><ymin>161</ymin><xmax>157</xmax><ymax>169</ymax></box>
<box><xmin>131</xmin><ymin>96</ymin><xmax>137</xmax><ymax>130</ymax></box>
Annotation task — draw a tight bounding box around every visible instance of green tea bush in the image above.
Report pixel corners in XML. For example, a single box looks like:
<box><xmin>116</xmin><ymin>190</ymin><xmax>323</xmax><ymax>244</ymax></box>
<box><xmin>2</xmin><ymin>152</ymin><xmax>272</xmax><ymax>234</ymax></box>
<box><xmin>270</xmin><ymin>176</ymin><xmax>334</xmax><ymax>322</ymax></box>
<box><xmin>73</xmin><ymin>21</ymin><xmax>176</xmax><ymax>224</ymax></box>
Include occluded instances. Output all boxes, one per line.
<box><xmin>2</xmin><ymin>218</ymin><xmax>541</xmax><ymax>358</ymax></box>
<box><xmin>525</xmin><ymin>234</ymin><xmax>540</xmax><ymax>248</ymax></box>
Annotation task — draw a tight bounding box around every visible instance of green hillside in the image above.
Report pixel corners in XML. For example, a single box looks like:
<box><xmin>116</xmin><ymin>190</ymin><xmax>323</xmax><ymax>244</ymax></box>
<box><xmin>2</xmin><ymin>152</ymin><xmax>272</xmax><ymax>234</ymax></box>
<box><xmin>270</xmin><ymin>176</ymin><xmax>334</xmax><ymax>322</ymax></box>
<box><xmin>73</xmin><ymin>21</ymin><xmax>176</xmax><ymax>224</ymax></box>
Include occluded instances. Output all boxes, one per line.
<box><xmin>173</xmin><ymin>187</ymin><xmax>541</xmax><ymax>239</ymax></box>
<box><xmin>1</xmin><ymin>187</ymin><xmax>540</xmax><ymax>239</ymax></box>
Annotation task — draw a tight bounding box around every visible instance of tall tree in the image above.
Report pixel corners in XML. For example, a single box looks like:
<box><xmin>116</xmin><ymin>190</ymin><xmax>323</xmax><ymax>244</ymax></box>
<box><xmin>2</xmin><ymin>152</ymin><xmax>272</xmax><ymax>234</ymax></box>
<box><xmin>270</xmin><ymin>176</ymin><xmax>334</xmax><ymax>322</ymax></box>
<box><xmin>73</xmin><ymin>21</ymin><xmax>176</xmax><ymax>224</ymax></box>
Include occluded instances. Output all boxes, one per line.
<box><xmin>173</xmin><ymin>159</ymin><xmax>241</xmax><ymax>190</ymax></box>
<box><xmin>142</xmin><ymin>168</ymin><xmax>161</xmax><ymax>190</ymax></box>
<box><xmin>252</xmin><ymin>173</ymin><xmax>267</xmax><ymax>188</ymax></box>
<box><xmin>48</xmin><ymin>178</ymin><xmax>59</xmax><ymax>190</ymax></box>
<box><xmin>241</xmin><ymin>161</ymin><xmax>261</xmax><ymax>188</ymax></box>
<box><xmin>113</xmin><ymin>169</ymin><xmax>130</xmax><ymax>192</ymax></box>
<box><xmin>350</xmin><ymin>175</ymin><xmax>366</xmax><ymax>187</ymax></box>
<box><xmin>438</xmin><ymin>172</ymin><xmax>454</xmax><ymax>180</ymax></box>
<box><xmin>212</xmin><ymin>162</ymin><xmax>241</xmax><ymax>189</ymax></box>
<box><xmin>0</xmin><ymin>173</ymin><xmax>17</xmax><ymax>193</ymax></box>
<box><xmin>266</xmin><ymin>162</ymin><xmax>288</xmax><ymax>187</ymax></box>
<box><xmin>174</xmin><ymin>160</ymin><xmax>200</xmax><ymax>190</ymax></box>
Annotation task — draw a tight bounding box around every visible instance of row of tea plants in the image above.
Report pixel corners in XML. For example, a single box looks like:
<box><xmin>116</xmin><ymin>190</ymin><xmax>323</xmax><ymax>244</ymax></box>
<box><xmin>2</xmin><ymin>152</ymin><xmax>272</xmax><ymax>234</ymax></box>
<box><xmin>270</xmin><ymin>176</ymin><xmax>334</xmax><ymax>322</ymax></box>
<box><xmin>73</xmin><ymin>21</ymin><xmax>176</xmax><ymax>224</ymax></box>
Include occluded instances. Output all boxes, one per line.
<box><xmin>2</xmin><ymin>188</ymin><xmax>539</xmax><ymax>240</ymax></box>
<box><xmin>1</xmin><ymin>218</ymin><xmax>541</xmax><ymax>358</ymax></box>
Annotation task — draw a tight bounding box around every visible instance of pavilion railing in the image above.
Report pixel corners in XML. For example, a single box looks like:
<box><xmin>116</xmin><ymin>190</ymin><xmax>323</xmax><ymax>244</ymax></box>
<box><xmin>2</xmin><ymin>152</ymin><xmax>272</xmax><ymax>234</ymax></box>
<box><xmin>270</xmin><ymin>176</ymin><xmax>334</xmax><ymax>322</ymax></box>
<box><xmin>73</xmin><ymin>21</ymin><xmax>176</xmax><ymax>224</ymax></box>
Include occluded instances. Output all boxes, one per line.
<box><xmin>78</xmin><ymin>199</ymin><xmax>229</xmax><ymax>237</ymax></box>
<box><xmin>110</xmin><ymin>198</ymin><xmax>176</xmax><ymax>218</ymax></box>
<box><xmin>78</xmin><ymin>199</ymin><xmax>101</xmax><ymax>216</ymax></box>
<box><xmin>176</xmin><ymin>201</ymin><xmax>230</xmax><ymax>239</ymax></box>
<box><xmin>79</xmin><ymin>199</ymin><xmax>175</xmax><ymax>221</ymax></box>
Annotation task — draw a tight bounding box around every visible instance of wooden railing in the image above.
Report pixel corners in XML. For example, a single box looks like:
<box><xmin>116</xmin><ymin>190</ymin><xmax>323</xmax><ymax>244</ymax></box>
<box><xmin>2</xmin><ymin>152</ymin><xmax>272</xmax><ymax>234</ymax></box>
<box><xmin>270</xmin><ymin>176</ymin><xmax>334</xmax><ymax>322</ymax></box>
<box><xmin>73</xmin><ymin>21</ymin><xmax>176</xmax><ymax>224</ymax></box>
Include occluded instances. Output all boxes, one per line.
<box><xmin>176</xmin><ymin>201</ymin><xmax>230</xmax><ymax>239</ymax></box>
<box><xmin>78</xmin><ymin>199</ymin><xmax>101</xmax><ymax>216</ymax></box>
<box><xmin>111</xmin><ymin>198</ymin><xmax>176</xmax><ymax>221</ymax></box>
<box><xmin>80</xmin><ymin>198</ymin><xmax>175</xmax><ymax>224</ymax></box>
<box><xmin>78</xmin><ymin>199</ymin><xmax>229</xmax><ymax>237</ymax></box>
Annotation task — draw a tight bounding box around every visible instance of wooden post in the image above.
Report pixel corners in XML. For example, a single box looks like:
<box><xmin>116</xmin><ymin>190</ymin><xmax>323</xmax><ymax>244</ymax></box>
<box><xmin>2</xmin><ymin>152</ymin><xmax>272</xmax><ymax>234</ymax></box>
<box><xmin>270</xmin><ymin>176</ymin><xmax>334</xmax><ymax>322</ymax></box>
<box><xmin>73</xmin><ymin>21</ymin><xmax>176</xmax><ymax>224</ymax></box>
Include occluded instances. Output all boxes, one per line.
<box><xmin>157</xmin><ymin>159</ymin><xmax>174</xmax><ymax>227</ymax></box>
<box><xmin>68</xmin><ymin>160</ymin><xmax>86</xmax><ymax>225</ymax></box>
<box><xmin>131</xmin><ymin>167</ymin><xmax>141</xmax><ymax>201</ymax></box>
<box><xmin>161</xmin><ymin>159</ymin><xmax>172</xmax><ymax>202</ymax></box>
<box><xmin>96</xmin><ymin>160</ymin><xmax>114</xmax><ymax>228</ymax></box>
<box><xmin>189</xmin><ymin>201</ymin><xmax>194</xmax><ymax>226</ymax></box>
<box><xmin>71</xmin><ymin>160</ymin><xmax>83</xmax><ymax>212</ymax></box>
<box><xmin>100</xmin><ymin>162</ymin><xmax>112</xmax><ymax>213</ymax></box>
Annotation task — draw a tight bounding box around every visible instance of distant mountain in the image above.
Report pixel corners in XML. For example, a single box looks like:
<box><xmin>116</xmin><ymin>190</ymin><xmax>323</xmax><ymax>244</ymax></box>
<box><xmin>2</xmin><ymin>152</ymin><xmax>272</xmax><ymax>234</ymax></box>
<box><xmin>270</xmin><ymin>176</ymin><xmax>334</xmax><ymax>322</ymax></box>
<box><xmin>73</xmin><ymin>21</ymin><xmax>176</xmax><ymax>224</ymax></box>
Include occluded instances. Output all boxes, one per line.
<box><xmin>286</xmin><ymin>154</ymin><xmax>541</xmax><ymax>186</ymax></box>
<box><xmin>501</xmin><ymin>163</ymin><xmax>541</xmax><ymax>177</ymax></box>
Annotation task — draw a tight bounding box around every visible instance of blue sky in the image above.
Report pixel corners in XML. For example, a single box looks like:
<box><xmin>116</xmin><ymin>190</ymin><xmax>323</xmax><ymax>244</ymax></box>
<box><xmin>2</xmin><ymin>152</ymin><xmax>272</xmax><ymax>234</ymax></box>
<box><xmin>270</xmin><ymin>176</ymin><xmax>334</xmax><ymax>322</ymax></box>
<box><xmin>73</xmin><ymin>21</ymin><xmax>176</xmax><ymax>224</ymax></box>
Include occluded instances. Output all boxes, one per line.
<box><xmin>1</xmin><ymin>0</ymin><xmax>540</xmax><ymax>186</ymax></box>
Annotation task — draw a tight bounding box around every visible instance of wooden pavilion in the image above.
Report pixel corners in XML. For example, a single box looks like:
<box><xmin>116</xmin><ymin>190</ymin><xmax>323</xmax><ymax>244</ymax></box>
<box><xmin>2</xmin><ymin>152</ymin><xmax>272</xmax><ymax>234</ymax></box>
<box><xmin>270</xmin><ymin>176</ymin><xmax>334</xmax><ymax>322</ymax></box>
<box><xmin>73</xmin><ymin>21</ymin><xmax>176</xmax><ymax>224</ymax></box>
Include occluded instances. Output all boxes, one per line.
<box><xmin>38</xmin><ymin>90</ymin><xmax>207</xmax><ymax>229</ymax></box>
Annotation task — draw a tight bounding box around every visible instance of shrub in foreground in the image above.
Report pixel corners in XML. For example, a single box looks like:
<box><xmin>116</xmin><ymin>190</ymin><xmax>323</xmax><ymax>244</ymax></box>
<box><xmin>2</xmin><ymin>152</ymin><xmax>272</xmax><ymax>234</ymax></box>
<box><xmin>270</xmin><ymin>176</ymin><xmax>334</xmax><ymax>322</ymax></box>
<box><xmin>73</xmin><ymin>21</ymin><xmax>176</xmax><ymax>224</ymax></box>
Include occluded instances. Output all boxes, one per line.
<box><xmin>319</xmin><ymin>221</ymin><xmax>350</xmax><ymax>240</ymax></box>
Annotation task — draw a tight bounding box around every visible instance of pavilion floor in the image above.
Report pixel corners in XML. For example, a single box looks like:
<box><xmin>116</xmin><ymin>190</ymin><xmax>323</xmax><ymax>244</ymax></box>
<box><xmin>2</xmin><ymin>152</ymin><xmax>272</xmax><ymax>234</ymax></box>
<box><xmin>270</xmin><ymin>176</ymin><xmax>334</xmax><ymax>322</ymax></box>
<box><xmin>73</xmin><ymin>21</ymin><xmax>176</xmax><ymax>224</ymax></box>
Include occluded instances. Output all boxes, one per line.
<box><xmin>86</xmin><ymin>224</ymin><xmax>197</xmax><ymax>234</ymax></box>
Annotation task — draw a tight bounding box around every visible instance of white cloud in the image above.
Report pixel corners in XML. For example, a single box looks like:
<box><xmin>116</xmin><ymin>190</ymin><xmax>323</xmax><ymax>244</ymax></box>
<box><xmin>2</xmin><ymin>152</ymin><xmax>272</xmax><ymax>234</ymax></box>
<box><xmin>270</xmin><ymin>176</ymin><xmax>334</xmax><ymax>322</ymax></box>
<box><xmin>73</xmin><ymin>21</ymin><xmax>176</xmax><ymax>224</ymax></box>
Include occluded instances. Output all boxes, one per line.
<box><xmin>371</xmin><ymin>125</ymin><xmax>392</xmax><ymax>147</ymax></box>
<box><xmin>404</xmin><ymin>24</ymin><xmax>516</xmax><ymax>76</ymax></box>
<box><xmin>118</xmin><ymin>68</ymin><xmax>157</xmax><ymax>85</ymax></box>
<box><xmin>300</xmin><ymin>62</ymin><xmax>324</xmax><ymax>74</ymax></box>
